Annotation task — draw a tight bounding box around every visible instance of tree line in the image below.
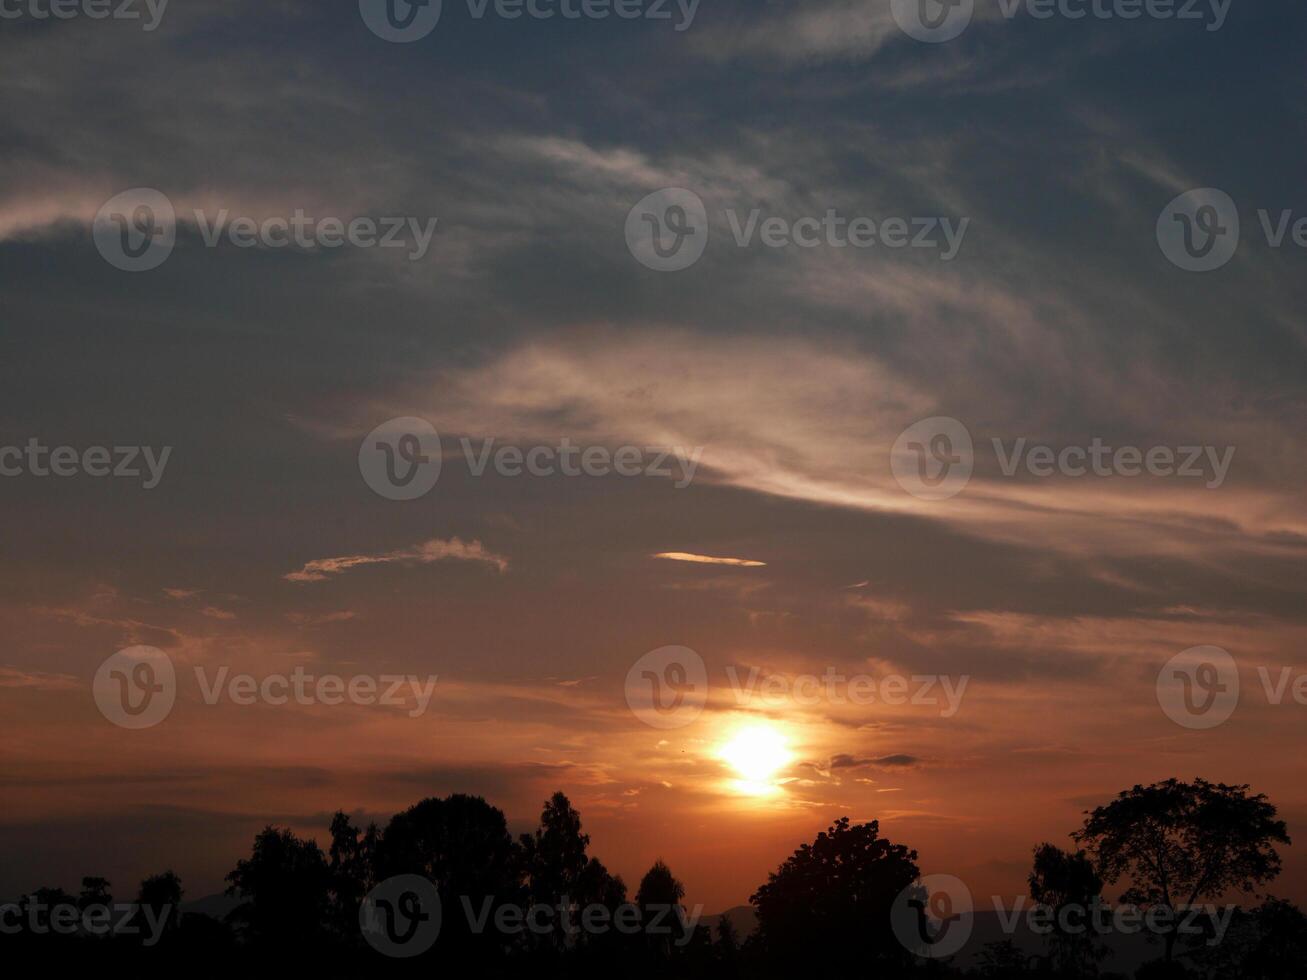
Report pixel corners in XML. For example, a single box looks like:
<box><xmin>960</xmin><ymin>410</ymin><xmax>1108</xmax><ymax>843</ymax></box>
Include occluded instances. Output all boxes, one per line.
<box><xmin>3</xmin><ymin>778</ymin><xmax>1303</xmax><ymax>978</ymax></box>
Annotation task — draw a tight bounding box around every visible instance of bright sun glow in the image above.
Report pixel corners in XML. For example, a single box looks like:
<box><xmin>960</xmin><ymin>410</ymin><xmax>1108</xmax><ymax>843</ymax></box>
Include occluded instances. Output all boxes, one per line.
<box><xmin>718</xmin><ymin>724</ymin><xmax>793</xmax><ymax>794</ymax></box>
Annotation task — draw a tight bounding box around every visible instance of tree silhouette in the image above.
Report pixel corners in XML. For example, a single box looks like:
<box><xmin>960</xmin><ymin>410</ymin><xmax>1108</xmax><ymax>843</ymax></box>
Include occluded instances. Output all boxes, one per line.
<box><xmin>636</xmin><ymin>859</ymin><xmax>685</xmax><ymax>908</ymax></box>
<box><xmin>1027</xmin><ymin>843</ymin><xmax>1106</xmax><ymax>976</ymax></box>
<box><xmin>10</xmin><ymin>781</ymin><xmax>1294</xmax><ymax>977</ymax></box>
<box><xmin>326</xmin><ymin>811</ymin><xmax>379</xmax><ymax>935</ymax></box>
<box><xmin>224</xmin><ymin>826</ymin><xmax>332</xmax><ymax>948</ymax></box>
<box><xmin>750</xmin><ymin>817</ymin><xmax>919</xmax><ymax>975</ymax></box>
<box><xmin>976</xmin><ymin>939</ymin><xmax>1037</xmax><ymax>979</ymax></box>
<box><xmin>716</xmin><ymin>911</ymin><xmax>739</xmax><ymax>952</ymax></box>
<box><xmin>1194</xmin><ymin>896</ymin><xmax>1307</xmax><ymax>979</ymax></box>
<box><xmin>521</xmin><ymin>792</ymin><xmax>590</xmax><ymax>904</ymax></box>
<box><xmin>133</xmin><ymin>870</ymin><xmax>183</xmax><ymax>943</ymax></box>
<box><xmin>137</xmin><ymin>871</ymin><xmax>182</xmax><ymax>910</ymax></box>
<box><xmin>11</xmin><ymin>886</ymin><xmax>73</xmax><ymax>941</ymax></box>
<box><xmin>519</xmin><ymin>792</ymin><xmax>626</xmax><ymax>954</ymax></box>
<box><xmin>373</xmin><ymin>793</ymin><xmax>524</xmax><ymax>961</ymax></box>
<box><xmin>635</xmin><ymin>859</ymin><xmax>687</xmax><ymax>958</ymax></box>
<box><xmin>1073</xmin><ymin>778</ymin><xmax>1290</xmax><ymax>964</ymax></box>
<box><xmin>77</xmin><ymin>877</ymin><xmax>112</xmax><ymax>911</ymax></box>
<box><xmin>714</xmin><ymin>911</ymin><xmax>743</xmax><ymax>979</ymax></box>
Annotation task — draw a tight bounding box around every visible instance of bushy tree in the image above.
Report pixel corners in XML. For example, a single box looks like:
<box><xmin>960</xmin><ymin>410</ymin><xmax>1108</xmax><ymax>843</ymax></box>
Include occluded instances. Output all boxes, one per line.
<box><xmin>373</xmin><ymin>793</ymin><xmax>524</xmax><ymax>961</ymax></box>
<box><xmin>224</xmin><ymin>826</ymin><xmax>332</xmax><ymax>947</ymax></box>
<box><xmin>751</xmin><ymin>817</ymin><xmax>919</xmax><ymax>974</ymax></box>
<box><xmin>1074</xmin><ymin>779</ymin><xmax>1289</xmax><ymax>963</ymax></box>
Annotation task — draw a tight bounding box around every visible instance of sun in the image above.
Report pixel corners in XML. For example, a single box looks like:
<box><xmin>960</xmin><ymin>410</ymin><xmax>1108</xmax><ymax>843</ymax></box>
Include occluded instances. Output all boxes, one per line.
<box><xmin>718</xmin><ymin>724</ymin><xmax>793</xmax><ymax>793</ymax></box>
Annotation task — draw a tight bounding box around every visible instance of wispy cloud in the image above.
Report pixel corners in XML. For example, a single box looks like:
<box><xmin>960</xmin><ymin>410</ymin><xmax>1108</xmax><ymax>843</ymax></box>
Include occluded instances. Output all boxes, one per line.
<box><xmin>653</xmin><ymin>552</ymin><xmax>767</xmax><ymax>567</ymax></box>
<box><xmin>804</xmin><ymin>753</ymin><xmax>923</xmax><ymax>779</ymax></box>
<box><xmin>284</xmin><ymin>538</ymin><xmax>509</xmax><ymax>583</ymax></box>
<box><xmin>0</xmin><ymin>667</ymin><xmax>81</xmax><ymax>692</ymax></box>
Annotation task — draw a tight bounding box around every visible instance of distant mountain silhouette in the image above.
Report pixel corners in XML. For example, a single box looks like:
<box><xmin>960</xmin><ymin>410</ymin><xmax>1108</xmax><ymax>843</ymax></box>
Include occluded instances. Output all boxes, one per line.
<box><xmin>180</xmin><ymin>892</ymin><xmax>241</xmax><ymax>921</ymax></box>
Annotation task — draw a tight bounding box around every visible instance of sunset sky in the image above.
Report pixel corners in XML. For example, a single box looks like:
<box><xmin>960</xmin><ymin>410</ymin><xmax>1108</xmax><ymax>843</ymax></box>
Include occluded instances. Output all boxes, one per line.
<box><xmin>2</xmin><ymin>1</ymin><xmax>1306</xmax><ymax>915</ymax></box>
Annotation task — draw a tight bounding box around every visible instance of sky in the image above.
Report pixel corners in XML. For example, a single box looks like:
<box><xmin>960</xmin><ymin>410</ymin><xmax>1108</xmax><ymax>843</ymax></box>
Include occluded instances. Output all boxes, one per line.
<box><xmin>2</xmin><ymin>0</ymin><xmax>1306</xmax><ymax>915</ymax></box>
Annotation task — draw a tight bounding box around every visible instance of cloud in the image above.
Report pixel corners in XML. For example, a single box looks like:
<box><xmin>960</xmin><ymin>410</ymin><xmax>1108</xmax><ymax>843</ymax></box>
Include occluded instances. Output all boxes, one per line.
<box><xmin>691</xmin><ymin>0</ymin><xmax>1013</xmax><ymax>72</ymax></box>
<box><xmin>381</xmin><ymin>327</ymin><xmax>1307</xmax><ymax>571</ymax></box>
<box><xmin>691</xmin><ymin>0</ymin><xmax>906</xmax><ymax>65</ymax></box>
<box><xmin>284</xmin><ymin>537</ymin><xmax>509</xmax><ymax>583</ymax></box>
<box><xmin>286</xmin><ymin>611</ymin><xmax>358</xmax><ymax>627</ymax></box>
<box><xmin>804</xmin><ymin>753</ymin><xmax>922</xmax><ymax>778</ymax></box>
<box><xmin>0</xmin><ymin>667</ymin><xmax>81</xmax><ymax>692</ymax></box>
<box><xmin>653</xmin><ymin>552</ymin><xmax>767</xmax><ymax>567</ymax></box>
